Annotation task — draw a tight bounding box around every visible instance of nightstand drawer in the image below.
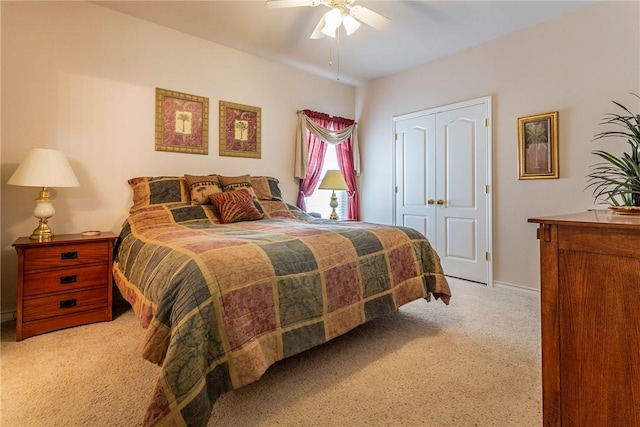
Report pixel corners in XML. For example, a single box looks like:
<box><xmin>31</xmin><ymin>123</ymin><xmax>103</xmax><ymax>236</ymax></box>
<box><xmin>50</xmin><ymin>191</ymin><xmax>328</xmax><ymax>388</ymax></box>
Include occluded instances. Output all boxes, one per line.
<box><xmin>13</xmin><ymin>232</ymin><xmax>117</xmax><ymax>340</ymax></box>
<box><xmin>23</xmin><ymin>264</ymin><xmax>109</xmax><ymax>297</ymax></box>
<box><xmin>23</xmin><ymin>286</ymin><xmax>109</xmax><ymax>321</ymax></box>
<box><xmin>23</xmin><ymin>242</ymin><xmax>110</xmax><ymax>272</ymax></box>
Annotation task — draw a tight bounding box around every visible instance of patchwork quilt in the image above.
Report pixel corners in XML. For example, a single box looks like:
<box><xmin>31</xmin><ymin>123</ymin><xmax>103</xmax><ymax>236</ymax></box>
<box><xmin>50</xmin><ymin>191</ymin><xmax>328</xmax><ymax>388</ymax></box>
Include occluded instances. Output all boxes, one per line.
<box><xmin>112</xmin><ymin>201</ymin><xmax>450</xmax><ymax>426</ymax></box>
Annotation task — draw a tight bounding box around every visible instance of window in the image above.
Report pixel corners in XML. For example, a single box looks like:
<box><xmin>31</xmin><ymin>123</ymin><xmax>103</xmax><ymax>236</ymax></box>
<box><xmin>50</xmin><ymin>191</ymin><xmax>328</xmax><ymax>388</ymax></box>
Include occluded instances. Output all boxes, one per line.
<box><xmin>304</xmin><ymin>147</ymin><xmax>348</xmax><ymax>220</ymax></box>
<box><xmin>295</xmin><ymin>110</ymin><xmax>359</xmax><ymax>221</ymax></box>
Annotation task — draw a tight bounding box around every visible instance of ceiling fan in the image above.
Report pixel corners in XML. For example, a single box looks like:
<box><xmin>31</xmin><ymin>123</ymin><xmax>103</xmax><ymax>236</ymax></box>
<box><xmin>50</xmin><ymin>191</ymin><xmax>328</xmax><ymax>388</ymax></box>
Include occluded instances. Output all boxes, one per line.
<box><xmin>265</xmin><ymin>0</ymin><xmax>391</xmax><ymax>39</ymax></box>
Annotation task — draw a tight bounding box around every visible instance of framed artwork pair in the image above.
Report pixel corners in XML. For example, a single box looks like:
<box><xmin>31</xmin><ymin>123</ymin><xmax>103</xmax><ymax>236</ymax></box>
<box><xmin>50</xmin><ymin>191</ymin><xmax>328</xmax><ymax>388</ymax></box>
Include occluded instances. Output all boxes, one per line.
<box><xmin>154</xmin><ymin>88</ymin><xmax>261</xmax><ymax>159</ymax></box>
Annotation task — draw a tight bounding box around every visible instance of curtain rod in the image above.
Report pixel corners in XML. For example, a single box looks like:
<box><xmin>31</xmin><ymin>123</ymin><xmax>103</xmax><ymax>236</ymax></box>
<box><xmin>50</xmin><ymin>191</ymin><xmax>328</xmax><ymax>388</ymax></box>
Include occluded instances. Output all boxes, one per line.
<box><xmin>297</xmin><ymin>110</ymin><xmax>357</xmax><ymax>125</ymax></box>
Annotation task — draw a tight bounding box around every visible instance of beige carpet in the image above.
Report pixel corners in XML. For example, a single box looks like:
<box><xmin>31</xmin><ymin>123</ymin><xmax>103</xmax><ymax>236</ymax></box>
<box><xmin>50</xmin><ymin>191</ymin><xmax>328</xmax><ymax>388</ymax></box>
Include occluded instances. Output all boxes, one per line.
<box><xmin>1</xmin><ymin>279</ymin><xmax>541</xmax><ymax>426</ymax></box>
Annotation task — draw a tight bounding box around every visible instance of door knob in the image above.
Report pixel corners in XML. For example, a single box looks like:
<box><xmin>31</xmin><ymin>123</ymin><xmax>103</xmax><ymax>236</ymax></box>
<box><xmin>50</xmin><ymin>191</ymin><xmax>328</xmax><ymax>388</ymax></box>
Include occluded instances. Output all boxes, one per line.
<box><xmin>437</xmin><ymin>199</ymin><xmax>444</xmax><ymax>205</ymax></box>
<box><xmin>427</xmin><ymin>199</ymin><xmax>435</xmax><ymax>205</ymax></box>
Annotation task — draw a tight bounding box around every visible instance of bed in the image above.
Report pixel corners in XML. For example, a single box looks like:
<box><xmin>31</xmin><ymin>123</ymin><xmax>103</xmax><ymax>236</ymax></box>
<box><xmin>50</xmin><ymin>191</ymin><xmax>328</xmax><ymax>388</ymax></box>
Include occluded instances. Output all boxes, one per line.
<box><xmin>112</xmin><ymin>175</ymin><xmax>451</xmax><ymax>426</ymax></box>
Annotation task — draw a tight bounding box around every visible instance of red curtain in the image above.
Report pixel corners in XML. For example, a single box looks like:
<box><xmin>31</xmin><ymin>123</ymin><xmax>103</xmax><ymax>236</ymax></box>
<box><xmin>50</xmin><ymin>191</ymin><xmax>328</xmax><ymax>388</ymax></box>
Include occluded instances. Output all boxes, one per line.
<box><xmin>296</xmin><ymin>111</ymin><xmax>330</xmax><ymax>210</ymax></box>
<box><xmin>297</xmin><ymin>110</ymin><xmax>359</xmax><ymax>220</ymax></box>
<box><xmin>333</xmin><ymin>117</ymin><xmax>360</xmax><ymax>221</ymax></box>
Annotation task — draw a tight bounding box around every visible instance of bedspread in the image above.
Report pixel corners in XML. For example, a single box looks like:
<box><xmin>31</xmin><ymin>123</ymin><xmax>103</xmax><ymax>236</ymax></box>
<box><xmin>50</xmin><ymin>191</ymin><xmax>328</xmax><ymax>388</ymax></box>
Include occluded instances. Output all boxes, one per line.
<box><xmin>112</xmin><ymin>201</ymin><xmax>450</xmax><ymax>426</ymax></box>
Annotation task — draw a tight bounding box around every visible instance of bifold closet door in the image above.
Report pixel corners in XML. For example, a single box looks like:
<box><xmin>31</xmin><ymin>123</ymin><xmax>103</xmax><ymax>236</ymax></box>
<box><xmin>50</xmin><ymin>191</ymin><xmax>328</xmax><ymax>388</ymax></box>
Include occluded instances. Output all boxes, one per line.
<box><xmin>394</xmin><ymin>114</ymin><xmax>436</xmax><ymax>241</ymax></box>
<box><xmin>395</xmin><ymin>102</ymin><xmax>489</xmax><ymax>284</ymax></box>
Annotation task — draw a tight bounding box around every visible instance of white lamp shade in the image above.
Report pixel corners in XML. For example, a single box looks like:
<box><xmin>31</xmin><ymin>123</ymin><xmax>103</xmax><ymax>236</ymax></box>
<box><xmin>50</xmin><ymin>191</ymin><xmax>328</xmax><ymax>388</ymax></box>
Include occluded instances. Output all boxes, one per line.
<box><xmin>321</xmin><ymin>22</ymin><xmax>339</xmax><ymax>38</ymax></box>
<box><xmin>318</xmin><ymin>170</ymin><xmax>348</xmax><ymax>190</ymax></box>
<box><xmin>342</xmin><ymin>14</ymin><xmax>361</xmax><ymax>36</ymax></box>
<box><xmin>8</xmin><ymin>148</ymin><xmax>80</xmax><ymax>188</ymax></box>
<box><xmin>324</xmin><ymin>8</ymin><xmax>342</xmax><ymax>27</ymax></box>
<box><xmin>321</xmin><ymin>8</ymin><xmax>341</xmax><ymax>38</ymax></box>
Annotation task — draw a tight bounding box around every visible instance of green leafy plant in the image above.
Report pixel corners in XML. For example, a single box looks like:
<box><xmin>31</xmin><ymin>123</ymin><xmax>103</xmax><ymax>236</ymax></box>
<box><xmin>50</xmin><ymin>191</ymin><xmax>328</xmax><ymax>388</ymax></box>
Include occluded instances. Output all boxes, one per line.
<box><xmin>586</xmin><ymin>93</ymin><xmax>640</xmax><ymax>206</ymax></box>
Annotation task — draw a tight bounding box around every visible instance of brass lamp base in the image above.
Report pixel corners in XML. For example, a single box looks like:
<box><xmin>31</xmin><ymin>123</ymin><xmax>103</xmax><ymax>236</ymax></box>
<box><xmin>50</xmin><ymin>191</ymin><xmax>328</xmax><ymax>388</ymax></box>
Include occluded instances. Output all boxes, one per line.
<box><xmin>30</xmin><ymin>218</ymin><xmax>54</xmax><ymax>241</ymax></box>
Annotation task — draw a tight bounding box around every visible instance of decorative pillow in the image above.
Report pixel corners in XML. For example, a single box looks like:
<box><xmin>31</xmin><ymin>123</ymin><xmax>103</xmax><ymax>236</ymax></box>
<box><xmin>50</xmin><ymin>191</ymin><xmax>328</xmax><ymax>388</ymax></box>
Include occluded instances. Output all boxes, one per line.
<box><xmin>250</xmin><ymin>176</ymin><xmax>283</xmax><ymax>201</ymax></box>
<box><xmin>256</xmin><ymin>200</ymin><xmax>296</xmax><ymax>219</ymax></box>
<box><xmin>218</xmin><ymin>174</ymin><xmax>257</xmax><ymax>199</ymax></box>
<box><xmin>184</xmin><ymin>174</ymin><xmax>223</xmax><ymax>205</ymax></box>
<box><xmin>128</xmin><ymin>176</ymin><xmax>190</xmax><ymax>211</ymax></box>
<box><xmin>168</xmin><ymin>204</ymin><xmax>220</xmax><ymax>224</ymax></box>
<box><xmin>258</xmin><ymin>200</ymin><xmax>317</xmax><ymax>220</ymax></box>
<box><xmin>209</xmin><ymin>189</ymin><xmax>263</xmax><ymax>223</ymax></box>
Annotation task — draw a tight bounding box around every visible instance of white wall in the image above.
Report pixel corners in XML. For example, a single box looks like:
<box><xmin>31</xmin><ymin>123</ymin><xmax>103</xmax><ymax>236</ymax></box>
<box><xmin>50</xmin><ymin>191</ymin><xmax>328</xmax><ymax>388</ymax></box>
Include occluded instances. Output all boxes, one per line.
<box><xmin>0</xmin><ymin>2</ymin><xmax>355</xmax><ymax>316</ymax></box>
<box><xmin>356</xmin><ymin>1</ymin><xmax>640</xmax><ymax>291</ymax></box>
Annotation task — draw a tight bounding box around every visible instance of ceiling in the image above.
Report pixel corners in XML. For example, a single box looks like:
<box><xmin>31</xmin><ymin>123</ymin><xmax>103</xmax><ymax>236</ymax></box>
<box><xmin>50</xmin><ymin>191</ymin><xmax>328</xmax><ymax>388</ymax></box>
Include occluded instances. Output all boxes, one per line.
<box><xmin>94</xmin><ymin>0</ymin><xmax>592</xmax><ymax>86</ymax></box>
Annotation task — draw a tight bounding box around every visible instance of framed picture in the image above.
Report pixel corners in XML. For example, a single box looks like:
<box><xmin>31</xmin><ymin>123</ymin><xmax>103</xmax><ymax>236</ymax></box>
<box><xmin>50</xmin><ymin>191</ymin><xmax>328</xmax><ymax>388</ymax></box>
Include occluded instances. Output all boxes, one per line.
<box><xmin>155</xmin><ymin>88</ymin><xmax>209</xmax><ymax>155</ymax></box>
<box><xmin>517</xmin><ymin>111</ymin><xmax>559</xmax><ymax>179</ymax></box>
<box><xmin>219</xmin><ymin>100</ymin><xmax>261</xmax><ymax>159</ymax></box>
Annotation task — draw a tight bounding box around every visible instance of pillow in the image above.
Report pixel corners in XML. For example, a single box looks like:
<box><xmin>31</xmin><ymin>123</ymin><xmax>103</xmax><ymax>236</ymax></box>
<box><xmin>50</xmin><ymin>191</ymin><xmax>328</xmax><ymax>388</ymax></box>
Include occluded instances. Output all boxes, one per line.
<box><xmin>209</xmin><ymin>189</ymin><xmax>263</xmax><ymax>223</ymax></box>
<box><xmin>257</xmin><ymin>200</ymin><xmax>296</xmax><ymax>219</ymax></box>
<box><xmin>218</xmin><ymin>174</ymin><xmax>257</xmax><ymax>199</ymax></box>
<box><xmin>184</xmin><ymin>174</ymin><xmax>223</xmax><ymax>205</ymax></box>
<box><xmin>128</xmin><ymin>176</ymin><xmax>190</xmax><ymax>211</ymax></box>
<box><xmin>168</xmin><ymin>204</ymin><xmax>221</xmax><ymax>224</ymax></box>
<box><xmin>250</xmin><ymin>176</ymin><xmax>283</xmax><ymax>201</ymax></box>
<box><xmin>258</xmin><ymin>200</ymin><xmax>317</xmax><ymax>220</ymax></box>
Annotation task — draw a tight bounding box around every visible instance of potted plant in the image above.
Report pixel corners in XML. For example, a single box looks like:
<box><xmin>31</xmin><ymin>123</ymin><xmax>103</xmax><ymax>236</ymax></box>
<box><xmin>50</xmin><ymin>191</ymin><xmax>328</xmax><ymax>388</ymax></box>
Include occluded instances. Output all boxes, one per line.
<box><xmin>587</xmin><ymin>93</ymin><xmax>640</xmax><ymax>208</ymax></box>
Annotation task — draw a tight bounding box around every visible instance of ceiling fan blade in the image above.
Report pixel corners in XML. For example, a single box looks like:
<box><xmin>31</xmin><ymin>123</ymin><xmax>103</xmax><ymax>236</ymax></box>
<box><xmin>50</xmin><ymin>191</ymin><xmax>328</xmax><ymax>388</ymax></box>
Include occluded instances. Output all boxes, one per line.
<box><xmin>266</xmin><ymin>0</ymin><xmax>321</xmax><ymax>8</ymax></box>
<box><xmin>309</xmin><ymin>15</ymin><xmax>326</xmax><ymax>39</ymax></box>
<box><xmin>349</xmin><ymin>5</ymin><xmax>391</xmax><ymax>30</ymax></box>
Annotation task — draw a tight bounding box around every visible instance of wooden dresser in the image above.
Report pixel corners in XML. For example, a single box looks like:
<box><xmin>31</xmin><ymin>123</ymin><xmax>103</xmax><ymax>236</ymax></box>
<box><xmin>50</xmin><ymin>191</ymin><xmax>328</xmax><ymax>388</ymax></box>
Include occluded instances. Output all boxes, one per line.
<box><xmin>12</xmin><ymin>232</ymin><xmax>117</xmax><ymax>341</ymax></box>
<box><xmin>529</xmin><ymin>211</ymin><xmax>640</xmax><ymax>426</ymax></box>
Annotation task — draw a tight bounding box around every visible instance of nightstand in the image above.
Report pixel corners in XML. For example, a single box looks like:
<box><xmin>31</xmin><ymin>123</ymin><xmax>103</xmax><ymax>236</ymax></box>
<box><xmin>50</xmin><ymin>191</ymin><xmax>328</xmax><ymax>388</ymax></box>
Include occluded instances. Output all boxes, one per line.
<box><xmin>12</xmin><ymin>232</ymin><xmax>117</xmax><ymax>341</ymax></box>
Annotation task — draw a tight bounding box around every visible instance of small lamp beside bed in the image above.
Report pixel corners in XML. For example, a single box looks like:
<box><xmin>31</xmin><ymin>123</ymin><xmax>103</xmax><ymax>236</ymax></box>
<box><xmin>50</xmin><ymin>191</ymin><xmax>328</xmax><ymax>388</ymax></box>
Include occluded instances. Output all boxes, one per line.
<box><xmin>318</xmin><ymin>169</ymin><xmax>348</xmax><ymax>220</ymax></box>
<box><xmin>7</xmin><ymin>148</ymin><xmax>80</xmax><ymax>241</ymax></box>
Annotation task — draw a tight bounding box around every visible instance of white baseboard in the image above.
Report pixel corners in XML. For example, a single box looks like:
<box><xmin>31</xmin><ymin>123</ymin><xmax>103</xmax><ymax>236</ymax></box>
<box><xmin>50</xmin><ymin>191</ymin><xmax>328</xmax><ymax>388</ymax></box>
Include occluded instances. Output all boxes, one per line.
<box><xmin>493</xmin><ymin>280</ymin><xmax>540</xmax><ymax>297</ymax></box>
<box><xmin>1</xmin><ymin>309</ymin><xmax>16</xmax><ymax>323</ymax></box>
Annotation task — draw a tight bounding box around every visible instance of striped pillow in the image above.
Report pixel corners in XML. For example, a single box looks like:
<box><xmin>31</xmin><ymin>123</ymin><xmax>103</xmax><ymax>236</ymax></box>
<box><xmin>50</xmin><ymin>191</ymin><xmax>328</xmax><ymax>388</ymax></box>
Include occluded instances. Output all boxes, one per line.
<box><xmin>209</xmin><ymin>189</ymin><xmax>263</xmax><ymax>223</ymax></box>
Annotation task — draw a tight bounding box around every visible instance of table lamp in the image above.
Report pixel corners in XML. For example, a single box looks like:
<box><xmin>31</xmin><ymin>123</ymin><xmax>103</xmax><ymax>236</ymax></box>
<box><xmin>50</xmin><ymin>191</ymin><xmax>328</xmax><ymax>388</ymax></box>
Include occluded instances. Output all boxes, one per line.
<box><xmin>318</xmin><ymin>169</ymin><xmax>348</xmax><ymax>220</ymax></box>
<box><xmin>7</xmin><ymin>148</ymin><xmax>80</xmax><ymax>241</ymax></box>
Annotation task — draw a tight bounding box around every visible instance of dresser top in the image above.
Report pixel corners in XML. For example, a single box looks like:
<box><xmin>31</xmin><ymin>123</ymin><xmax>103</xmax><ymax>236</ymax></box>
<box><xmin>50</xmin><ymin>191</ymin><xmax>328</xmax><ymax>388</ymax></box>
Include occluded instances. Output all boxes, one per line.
<box><xmin>528</xmin><ymin>209</ymin><xmax>640</xmax><ymax>230</ymax></box>
<box><xmin>12</xmin><ymin>232</ymin><xmax>118</xmax><ymax>248</ymax></box>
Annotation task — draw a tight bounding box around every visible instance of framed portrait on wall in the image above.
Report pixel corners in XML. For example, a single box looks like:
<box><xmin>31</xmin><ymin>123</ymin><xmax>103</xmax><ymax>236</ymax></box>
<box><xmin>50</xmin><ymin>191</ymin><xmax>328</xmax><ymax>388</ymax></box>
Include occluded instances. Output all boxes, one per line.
<box><xmin>219</xmin><ymin>100</ymin><xmax>261</xmax><ymax>159</ymax></box>
<box><xmin>517</xmin><ymin>111</ymin><xmax>559</xmax><ymax>179</ymax></box>
<box><xmin>155</xmin><ymin>88</ymin><xmax>209</xmax><ymax>155</ymax></box>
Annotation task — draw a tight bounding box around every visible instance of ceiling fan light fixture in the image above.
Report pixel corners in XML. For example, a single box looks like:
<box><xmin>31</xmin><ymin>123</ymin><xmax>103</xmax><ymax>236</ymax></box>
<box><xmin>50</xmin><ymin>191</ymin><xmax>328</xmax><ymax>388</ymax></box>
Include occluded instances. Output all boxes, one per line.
<box><xmin>268</xmin><ymin>0</ymin><xmax>391</xmax><ymax>40</ymax></box>
<box><xmin>320</xmin><ymin>8</ymin><xmax>341</xmax><ymax>38</ymax></box>
<box><xmin>324</xmin><ymin>7</ymin><xmax>342</xmax><ymax>27</ymax></box>
<box><xmin>321</xmin><ymin>24</ymin><xmax>338</xmax><ymax>38</ymax></box>
<box><xmin>342</xmin><ymin>14</ymin><xmax>360</xmax><ymax>35</ymax></box>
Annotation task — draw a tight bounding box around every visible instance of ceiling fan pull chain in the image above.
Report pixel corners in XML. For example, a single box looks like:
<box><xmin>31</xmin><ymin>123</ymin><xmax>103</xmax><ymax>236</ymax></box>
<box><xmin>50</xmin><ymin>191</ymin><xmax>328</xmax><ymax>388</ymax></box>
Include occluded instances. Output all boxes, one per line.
<box><xmin>336</xmin><ymin>29</ymin><xmax>340</xmax><ymax>81</ymax></box>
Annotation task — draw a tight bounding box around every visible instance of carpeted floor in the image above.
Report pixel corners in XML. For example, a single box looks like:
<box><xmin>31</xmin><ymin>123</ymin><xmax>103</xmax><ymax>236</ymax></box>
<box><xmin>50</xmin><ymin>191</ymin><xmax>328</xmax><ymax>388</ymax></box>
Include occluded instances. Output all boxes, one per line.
<box><xmin>0</xmin><ymin>278</ymin><xmax>542</xmax><ymax>426</ymax></box>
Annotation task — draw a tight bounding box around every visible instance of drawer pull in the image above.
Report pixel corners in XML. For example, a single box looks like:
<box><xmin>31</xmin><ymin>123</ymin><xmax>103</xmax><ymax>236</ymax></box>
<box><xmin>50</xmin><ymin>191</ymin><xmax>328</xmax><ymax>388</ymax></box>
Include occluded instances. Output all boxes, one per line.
<box><xmin>59</xmin><ymin>299</ymin><xmax>77</xmax><ymax>309</ymax></box>
<box><xmin>61</xmin><ymin>251</ymin><xmax>78</xmax><ymax>260</ymax></box>
<box><xmin>59</xmin><ymin>275</ymin><xmax>77</xmax><ymax>284</ymax></box>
